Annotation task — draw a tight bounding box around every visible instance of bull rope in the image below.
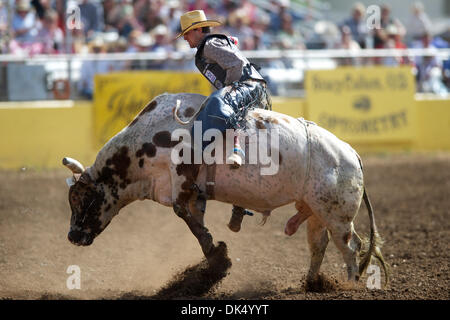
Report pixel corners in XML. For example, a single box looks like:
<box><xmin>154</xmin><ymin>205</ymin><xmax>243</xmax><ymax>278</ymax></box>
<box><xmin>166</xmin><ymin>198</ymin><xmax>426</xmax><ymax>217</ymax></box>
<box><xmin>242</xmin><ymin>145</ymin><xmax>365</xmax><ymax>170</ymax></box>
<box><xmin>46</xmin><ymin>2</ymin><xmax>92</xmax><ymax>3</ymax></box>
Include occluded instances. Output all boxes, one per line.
<box><xmin>173</xmin><ymin>99</ymin><xmax>197</xmax><ymax>125</ymax></box>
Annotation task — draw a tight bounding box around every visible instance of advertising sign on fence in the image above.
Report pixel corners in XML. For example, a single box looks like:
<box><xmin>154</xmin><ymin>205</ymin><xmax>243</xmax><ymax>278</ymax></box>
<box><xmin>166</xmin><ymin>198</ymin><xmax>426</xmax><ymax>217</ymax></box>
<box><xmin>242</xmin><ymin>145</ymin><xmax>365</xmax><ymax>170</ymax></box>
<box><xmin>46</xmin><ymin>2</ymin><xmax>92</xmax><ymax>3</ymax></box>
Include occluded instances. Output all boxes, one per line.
<box><xmin>305</xmin><ymin>66</ymin><xmax>416</xmax><ymax>143</ymax></box>
<box><xmin>94</xmin><ymin>71</ymin><xmax>212</xmax><ymax>146</ymax></box>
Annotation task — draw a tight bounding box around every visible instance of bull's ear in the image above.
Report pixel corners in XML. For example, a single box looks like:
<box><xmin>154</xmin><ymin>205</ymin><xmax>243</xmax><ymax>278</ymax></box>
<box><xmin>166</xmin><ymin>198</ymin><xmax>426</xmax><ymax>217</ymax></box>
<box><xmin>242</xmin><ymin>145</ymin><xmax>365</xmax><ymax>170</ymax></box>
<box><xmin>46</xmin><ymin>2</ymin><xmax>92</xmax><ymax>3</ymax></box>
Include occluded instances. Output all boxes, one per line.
<box><xmin>66</xmin><ymin>176</ymin><xmax>76</xmax><ymax>187</ymax></box>
<box><xmin>78</xmin><ymin>172</ymin><xmax>92</xmax><ymax>185</ymax></box>
<box><xmin>62</xmin><ymin>157</ymin><xmax>85</xmax><ymax>174</ymax></box>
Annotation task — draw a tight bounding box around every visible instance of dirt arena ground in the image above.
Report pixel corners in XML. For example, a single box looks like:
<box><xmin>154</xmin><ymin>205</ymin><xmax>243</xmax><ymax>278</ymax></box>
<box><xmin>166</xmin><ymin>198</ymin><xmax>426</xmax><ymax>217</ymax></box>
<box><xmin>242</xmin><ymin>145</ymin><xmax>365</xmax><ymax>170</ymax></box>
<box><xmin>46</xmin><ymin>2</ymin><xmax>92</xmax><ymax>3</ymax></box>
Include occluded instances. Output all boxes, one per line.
<box><xmin>0</xmin><ymin>153</ymin><xmax>448</xmax><ymax>300</ymax></box>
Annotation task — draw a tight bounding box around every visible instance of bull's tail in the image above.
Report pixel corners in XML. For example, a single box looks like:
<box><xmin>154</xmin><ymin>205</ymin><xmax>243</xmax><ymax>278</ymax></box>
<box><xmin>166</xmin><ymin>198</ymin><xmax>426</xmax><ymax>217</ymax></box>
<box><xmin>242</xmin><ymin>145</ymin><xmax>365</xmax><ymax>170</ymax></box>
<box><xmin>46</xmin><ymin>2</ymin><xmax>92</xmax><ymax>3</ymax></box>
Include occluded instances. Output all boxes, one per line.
<box><xmin>359</xmin><ymin>188</ymin><xmax>390</xmax><ymax>288</ymax></box>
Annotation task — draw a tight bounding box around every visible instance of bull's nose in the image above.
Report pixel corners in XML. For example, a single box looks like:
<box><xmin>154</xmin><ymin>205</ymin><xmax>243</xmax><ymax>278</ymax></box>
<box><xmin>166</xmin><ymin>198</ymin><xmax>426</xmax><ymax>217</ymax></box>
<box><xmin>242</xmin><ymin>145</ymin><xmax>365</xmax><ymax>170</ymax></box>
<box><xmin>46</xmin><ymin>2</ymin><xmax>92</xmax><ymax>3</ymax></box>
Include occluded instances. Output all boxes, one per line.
<box><xmin>68</xmin><ymin>230</ymin><xmax>93</xmax><ymax>246</ymax></box>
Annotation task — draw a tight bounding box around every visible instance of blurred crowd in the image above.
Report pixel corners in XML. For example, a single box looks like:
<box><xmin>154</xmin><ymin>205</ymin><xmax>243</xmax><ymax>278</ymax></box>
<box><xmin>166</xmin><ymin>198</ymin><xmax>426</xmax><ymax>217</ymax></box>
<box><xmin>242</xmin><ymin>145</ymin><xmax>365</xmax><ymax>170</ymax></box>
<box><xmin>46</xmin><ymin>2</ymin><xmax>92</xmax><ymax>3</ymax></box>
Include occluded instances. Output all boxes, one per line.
<box><xmin>0</xmin><ymin>0</ymin><xmax>449</xmax><ymax>95</ymax></box>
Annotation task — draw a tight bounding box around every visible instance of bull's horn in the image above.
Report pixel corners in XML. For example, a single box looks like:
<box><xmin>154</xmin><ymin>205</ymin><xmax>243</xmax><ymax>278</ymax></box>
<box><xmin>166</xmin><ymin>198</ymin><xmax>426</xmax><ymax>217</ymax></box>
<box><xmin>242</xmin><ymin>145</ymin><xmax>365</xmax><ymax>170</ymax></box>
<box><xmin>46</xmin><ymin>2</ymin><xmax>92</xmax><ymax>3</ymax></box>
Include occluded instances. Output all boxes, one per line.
<box><xmin>62</xmin><ymin>157</ymin><xmax>85</xmax><ymax>174</ymax></box>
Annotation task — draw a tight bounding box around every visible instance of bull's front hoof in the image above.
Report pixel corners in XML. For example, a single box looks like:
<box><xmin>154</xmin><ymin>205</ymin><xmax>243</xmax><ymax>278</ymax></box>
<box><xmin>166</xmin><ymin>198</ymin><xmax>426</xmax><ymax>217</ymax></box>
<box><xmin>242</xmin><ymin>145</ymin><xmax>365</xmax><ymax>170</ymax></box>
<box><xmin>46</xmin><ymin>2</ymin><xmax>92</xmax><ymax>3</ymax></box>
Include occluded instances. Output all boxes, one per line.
<box><xmin>304</xmin><ymin>273</ymin><xmax>339</xmax><ymax>293</ymax></box>
<box><xmin>206</xmin><ymin>241</ymin><xmax>232</xmax><ymax>270</ymax></box>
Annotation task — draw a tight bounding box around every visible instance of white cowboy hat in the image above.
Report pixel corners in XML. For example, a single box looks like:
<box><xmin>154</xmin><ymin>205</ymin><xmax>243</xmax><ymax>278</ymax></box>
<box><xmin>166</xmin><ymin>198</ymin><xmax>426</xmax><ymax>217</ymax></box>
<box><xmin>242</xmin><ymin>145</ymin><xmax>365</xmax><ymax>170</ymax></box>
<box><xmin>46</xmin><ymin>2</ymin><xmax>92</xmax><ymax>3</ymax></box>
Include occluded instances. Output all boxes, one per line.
<box><xmin>16</xmin><ymin>0</ymin><xmax>31</xmax><ymax>11</ymax></box>
<box><xmin>175</xmin><ymin>10</ymin><xmax>221</xmax><ymax>39</ymax></box>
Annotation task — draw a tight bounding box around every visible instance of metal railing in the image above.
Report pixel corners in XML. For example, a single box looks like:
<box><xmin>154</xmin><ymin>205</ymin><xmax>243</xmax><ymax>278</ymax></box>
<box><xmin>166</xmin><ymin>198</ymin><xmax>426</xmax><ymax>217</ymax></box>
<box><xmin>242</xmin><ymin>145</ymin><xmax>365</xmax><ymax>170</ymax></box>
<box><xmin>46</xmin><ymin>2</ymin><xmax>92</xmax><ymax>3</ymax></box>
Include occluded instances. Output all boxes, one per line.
<box><xmin>0</xmin><ymin>48</ymin><xmax>449</xmax><ymax>101</ymax></box>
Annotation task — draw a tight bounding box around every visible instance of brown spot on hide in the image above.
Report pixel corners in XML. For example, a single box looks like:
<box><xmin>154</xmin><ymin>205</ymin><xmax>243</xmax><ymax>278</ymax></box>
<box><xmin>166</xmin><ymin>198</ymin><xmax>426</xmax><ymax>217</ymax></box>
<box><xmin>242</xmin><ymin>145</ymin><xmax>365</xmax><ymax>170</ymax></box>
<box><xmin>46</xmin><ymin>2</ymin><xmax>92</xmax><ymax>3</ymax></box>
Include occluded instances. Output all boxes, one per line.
<box><xmin>176</xmin><ymin>162</ymin><xmax>200</xmax><ymax>181</ymax></box>
<box><xmin>96</xmin><ymin>146</ymin><xmax>131</xmax><ymax>193</ymax></box>
<box><xmin>175</xmin><ymin>159</ymin><xmax>200</xmax><ymax>206</ymax></box>
<box><xmin>128</xmin><ymin>117</ymin><xmax>139</xmax><ymax>127</ymax></box>
<box><xmin>255</xmin><ymin>113</ymin><xmax>279</xmax><ymax>125</ymax></box>
<box><xmin>153</xmin><ymin>131</ymin><xmax>180</xmax><ymax>148</ymax></box>
<box><xmin>267</xmin><ymin>116</ymin><xmax>279</xmax><ymax>124</ymax></box>
<box><xmin>136</xmin><ymin>142</ymin><xmax>156</xmax><ymax>158</ymax></box>
<box><xmin>110</xmin><ymin>146</ymin><xmax>130</xmax><ymax>181</ymax></box>
<box><xmin>140</xmin><ymin>100</ymin><xmax>157</xmax><ymax>115</ymax></box>
<box><xmin>255</xmin><ymin>120</ymin><xmax>266</xmax><ymax>129</ymax></box>
<box><xmin>128</xmin><ymin>100</ymin><xmax>158</xmax><ymax>127</ymax></box>
<box><xmin>139</xmin><ymin>159</ymin><xmax>144</xmax><ymax>168</ymax></box>
<box><xmin>184</xmin><ymin>107</ymin><xmax>195</xmax><ymax>117</ymax></box>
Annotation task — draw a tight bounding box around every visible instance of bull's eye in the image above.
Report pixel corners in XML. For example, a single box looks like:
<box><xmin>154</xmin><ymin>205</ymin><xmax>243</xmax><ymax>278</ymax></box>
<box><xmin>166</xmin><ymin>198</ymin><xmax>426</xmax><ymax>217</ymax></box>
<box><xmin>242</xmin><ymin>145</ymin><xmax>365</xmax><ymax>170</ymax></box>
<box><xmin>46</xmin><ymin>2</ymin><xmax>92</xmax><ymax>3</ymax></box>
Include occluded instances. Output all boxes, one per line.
<box><xmin>71</xmin><ymin>194</ymin><xmax>80</xmax><ymax>206</ymax></box>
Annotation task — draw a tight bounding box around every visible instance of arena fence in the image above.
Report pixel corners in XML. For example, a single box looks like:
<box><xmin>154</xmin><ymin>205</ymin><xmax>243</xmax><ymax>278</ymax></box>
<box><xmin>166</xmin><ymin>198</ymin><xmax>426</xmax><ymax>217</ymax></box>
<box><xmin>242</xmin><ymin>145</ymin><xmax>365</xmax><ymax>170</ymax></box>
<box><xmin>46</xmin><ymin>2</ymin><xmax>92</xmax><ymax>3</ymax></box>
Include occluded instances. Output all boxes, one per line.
<box><xmin>0</xmin><ymin>49</ymin><xmax>449</xmax><ymax>168</ymax></box>
<box><xmin>0</xmin><ymin>48</ymin><xmax>449</xmax><ymax>100</ymax></box>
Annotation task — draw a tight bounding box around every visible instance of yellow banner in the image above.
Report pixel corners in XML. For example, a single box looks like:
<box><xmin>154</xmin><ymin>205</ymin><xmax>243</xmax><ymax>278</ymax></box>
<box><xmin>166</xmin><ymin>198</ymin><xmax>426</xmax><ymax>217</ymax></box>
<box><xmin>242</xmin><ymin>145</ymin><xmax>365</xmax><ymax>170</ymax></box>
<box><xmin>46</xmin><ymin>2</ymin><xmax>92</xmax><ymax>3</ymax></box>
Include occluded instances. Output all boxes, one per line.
<box><xmin>305</xmin><ymin>66</ymin><xmax>416</xmax><ymax>142</ymax></box>
<box><xmin>94</xmin><ymin>71</ymin><xmax>212</xmax><ymax>146</ymax></box>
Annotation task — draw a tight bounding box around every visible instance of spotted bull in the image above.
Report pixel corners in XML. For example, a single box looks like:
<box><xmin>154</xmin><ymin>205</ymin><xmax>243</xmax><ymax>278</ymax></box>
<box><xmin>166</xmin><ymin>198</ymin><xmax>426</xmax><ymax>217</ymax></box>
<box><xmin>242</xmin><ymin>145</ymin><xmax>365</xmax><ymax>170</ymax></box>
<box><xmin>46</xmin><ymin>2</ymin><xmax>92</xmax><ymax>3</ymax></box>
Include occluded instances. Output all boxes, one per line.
<box><xmin>63</xmin><ymin>92</ymin><xmax>389</xmax><ymax>288</ymax></box>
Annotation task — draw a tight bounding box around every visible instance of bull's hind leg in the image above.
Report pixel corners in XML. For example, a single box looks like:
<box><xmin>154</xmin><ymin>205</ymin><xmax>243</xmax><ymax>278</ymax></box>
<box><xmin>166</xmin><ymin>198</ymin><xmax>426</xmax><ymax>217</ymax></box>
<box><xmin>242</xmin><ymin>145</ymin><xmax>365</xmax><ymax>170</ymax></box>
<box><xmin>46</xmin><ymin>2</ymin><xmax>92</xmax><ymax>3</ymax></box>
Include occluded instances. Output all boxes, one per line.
<box><xmin>329</xmin><ymin>221</ymin><xmax>361</xmax><ymax>282</ymax></box>
<box><xmin>306</xmin><ymin>213</ymin><xmax>330</xmax><ymax>285</ymax></box>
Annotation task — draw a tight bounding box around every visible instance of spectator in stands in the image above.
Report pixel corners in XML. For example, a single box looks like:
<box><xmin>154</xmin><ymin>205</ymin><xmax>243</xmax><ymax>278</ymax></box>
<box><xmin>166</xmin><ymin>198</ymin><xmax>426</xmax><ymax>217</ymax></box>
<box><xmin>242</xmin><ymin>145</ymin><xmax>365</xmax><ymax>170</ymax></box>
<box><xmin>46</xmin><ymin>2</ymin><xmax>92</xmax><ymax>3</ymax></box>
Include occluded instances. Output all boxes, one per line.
<box><xmin>149</xmin><ymin>24</ymin><xmax>172</xmax><ymax>54</ymax></box>
<box><xmin>102</xmin><ymin>0</ymin><xmax>116</xmax><ymax>30</ymax></box>
<box><xmin>373</xmin><ymin>4</ymin><xmax>405</xmax><ymax>49</ymax></box>
<box><xmin>215</xmin><ymin>0</ymin><xmax>239</xmax><ymax>18</ymax></box>
<box><xmin>386</xmin><ymin>24</ymin><xmax>410</xmax><ymax>66</ymax></box>
<box><xmin>276</xmin><ymin>11</ymin><xmax>305</xmax><ymax>50</ymax></box>
<box><xmin>225</xmin><ymin>8</ymin><xmax>253</xmax><ymax>50</ymax></box>
<box><xmin>0</xmin><ymin>0</ymin><xmax>8</xmax><ymax>53</ymax></box>
<box><xmin>268</xmin><ymin>0</ymin><xmax>291</xmax><ymax>34</ymax></box>
<box><xmin>125</xmin><ymin>29</ymin><xmax>142</xmax><ymax>53</ymax></box>
<box><xmin>109</xmin><ymin>36</ymin><xmax>129</xmax><ymax>71</ymax></box>
<box><xmin>249</xmin><ymin>10</ymin><xmax>273</xmax><ymax>50</ymax></box>
<box><xmin>35</xmin><ymin>9</ymin><xmax>64</xmax><ymax>54</ymax></box>
<box><xmin>406</xmin><ymin>2</ymin><xmax>432</xmax><ymax>47</ymax></box>
<box><xmin>188</xmin><ymin>0</ymin><xmax>215</xmax><ymax>17</ymax></box>
<box><xmin>54</xmin><ymin>0</ymin><xmax>67</xmax><ymax>35</ymax></box>
<box><xmin>9</xmin><ymin>0</ymin><xmax>45</xmax><ymax>55</ymax></box>
<box><xmin>130</xmin><ymin>32</ymin><xmax>154</xmax><ymax>70</ymax></box>
<box><xmin>148</xmin><ymin>24</ymin><xmax>176</xmax><ymax>69</ymax></box>
<box><xmin>12</xmin><ymin>0</ymin><xmax>38</xmax><ymax>44</ymax></box>
<box><xmin>414</xmin><ymin>32</ymin><xmax>448</xmax><ymax>94</ymax></box>
<box><xmin>239</xmin><ymin>0</ymin><xmax>258</xmax><ymax>26</ymax></box>
<box><xmin>340</xmin><ymin>2</ymin><xmax>367</xmax><ymax>48</ymax></box>
<box><xmin>382</xmin><ymin>24</ymin><xmax>408</xmax><ymax>66</ymax></box>
<box><xmin>71</xmin><ymin>27</ymin><xmax>87</xmax><ymax>54</ymax></box>
<box><xmin>78</xmin><ymin>37</ymin><xmax>114</xmax><ymax>99</ymax></box>
<box><xmin>108</xmin><ymin>1</ymin><xmax>141</xmax><ymax>38</ymax></box>
<box><xmin>334</xmin><ymin>25</ymin><xmax>361</xmax><ymax>66</ymax></box>
<box><xmin>31</xmin><ymin>0</ymin><xmax>52</xmax><ymax>21</ymax></box>
<box><xmin>79</xmin><ymin>0</ymin><xmax>105</xmax><ymax>39</ymax></box>
<box><xmin>167</xmin><ymin>0</ymin><xmax>182</xmax><ymax>36</ymax></box>
<box><xmin>141</xmin><ymin>0</ymin><xmax>165</xmax><ymax>32</ymax></box>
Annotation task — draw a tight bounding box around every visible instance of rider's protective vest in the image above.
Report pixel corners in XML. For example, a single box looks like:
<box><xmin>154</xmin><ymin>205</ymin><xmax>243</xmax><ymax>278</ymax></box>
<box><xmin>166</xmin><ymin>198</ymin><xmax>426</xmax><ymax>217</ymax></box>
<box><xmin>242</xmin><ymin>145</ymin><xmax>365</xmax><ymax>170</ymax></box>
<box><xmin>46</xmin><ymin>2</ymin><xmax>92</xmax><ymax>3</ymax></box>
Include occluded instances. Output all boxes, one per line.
<box><xmin>195</xmin><ymin>34</ymin><xmax>265</xmax><ymax>90</ymax></box>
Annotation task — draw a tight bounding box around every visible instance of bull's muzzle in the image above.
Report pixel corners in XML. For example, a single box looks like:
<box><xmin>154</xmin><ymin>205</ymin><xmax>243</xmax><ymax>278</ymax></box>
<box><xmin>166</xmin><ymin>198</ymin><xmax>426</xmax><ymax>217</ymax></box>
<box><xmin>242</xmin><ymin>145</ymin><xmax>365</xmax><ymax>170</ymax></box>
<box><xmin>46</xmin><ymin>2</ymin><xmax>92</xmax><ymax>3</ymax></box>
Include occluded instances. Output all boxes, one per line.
<box><xmin>68</xmin><ymin>230</ymin><xmax>94</xmax><ymax>246</ymax></box>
